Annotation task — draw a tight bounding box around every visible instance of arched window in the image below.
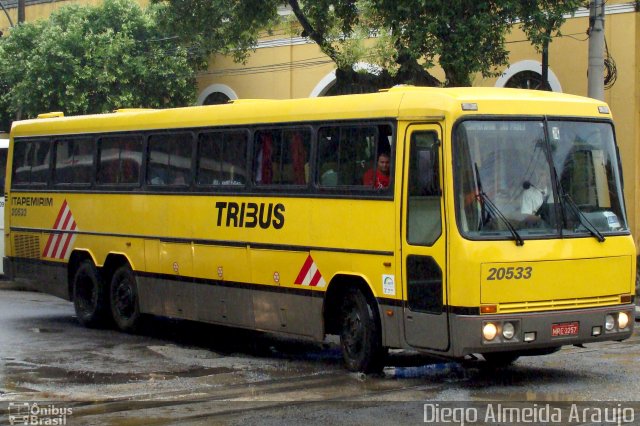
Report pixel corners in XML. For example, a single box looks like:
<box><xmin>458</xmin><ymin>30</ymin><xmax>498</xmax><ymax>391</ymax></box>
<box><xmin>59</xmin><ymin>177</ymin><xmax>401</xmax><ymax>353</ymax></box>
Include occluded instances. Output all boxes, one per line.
<box><xmin>309</xmin><ymin>63</ymin><xmax>384</xmax><ymax>98</ymax></box>
<box><xmin>504</xmin><ymin>70</ymin><xmax>546</xmax><ymax>90</ymax></box>
<box><xmin>203</xmin><ymin>92</ymin><xmax>230</xmax><ymax>105</ymax></box>
<box><xmin>197</xmin><ymin>84</ymin><xmax>238</xmax><ymax>105</ymax></box>
<box><xmin>495</xmin><ymin>60</ymin><xmax>562</xmax><ymax>92</ymax></box>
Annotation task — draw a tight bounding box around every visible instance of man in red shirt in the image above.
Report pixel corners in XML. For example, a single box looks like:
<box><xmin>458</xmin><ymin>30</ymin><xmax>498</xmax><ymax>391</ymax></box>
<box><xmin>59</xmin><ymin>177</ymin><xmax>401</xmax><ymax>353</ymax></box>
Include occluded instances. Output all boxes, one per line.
<box><xmin>363</xmin><ymin>153</ymin><xmax>391</xmax><ymax>189</ymax></box>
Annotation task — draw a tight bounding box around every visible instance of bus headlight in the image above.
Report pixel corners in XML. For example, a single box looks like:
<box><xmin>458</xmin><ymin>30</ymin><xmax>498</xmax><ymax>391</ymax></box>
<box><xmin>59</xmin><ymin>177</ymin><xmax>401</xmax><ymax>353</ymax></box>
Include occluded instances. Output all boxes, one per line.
<box><xmin>483</xmin><ymin>323</ymin><xmax>498</xmax><ymax>341</ymax></box>
<box><xmin>618</xmin><ymin>312</ymin><xmax>629</xmax><ymax>329</ymax></box>
<box><xmin>502</xmin><ymin>322</ymin><xmax>515</xmax><ymax>340</ymax></box>
<box><xmin>605</xmin><ymin>314</ymin><xmax>616</xmax><ymax>331</ymax></box>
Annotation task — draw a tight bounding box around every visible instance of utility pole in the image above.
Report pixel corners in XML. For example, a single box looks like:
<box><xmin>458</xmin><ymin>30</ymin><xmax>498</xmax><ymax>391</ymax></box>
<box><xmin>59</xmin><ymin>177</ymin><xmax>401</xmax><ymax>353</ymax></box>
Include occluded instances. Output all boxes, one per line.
<box><xmin>587</xmin><ymin>0</ymin><xmax>605</xmax><ymax>100</ymax></box>
<box><xmin>18</xmin><ymin>0</ymin><xmax>25</xmax><ymax>23</ymax></box>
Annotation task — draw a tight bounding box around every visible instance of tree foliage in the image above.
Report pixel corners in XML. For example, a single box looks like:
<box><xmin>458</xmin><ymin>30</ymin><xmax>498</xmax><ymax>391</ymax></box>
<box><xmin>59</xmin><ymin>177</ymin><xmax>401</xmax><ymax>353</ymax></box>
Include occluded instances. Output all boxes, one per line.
<box><xmin>149</xmin><ymin>0</ymin><xmax>584</xmax><ymax>92</ymax></box>
<box><xmin>0</xmin><ymin>0</ymin><xmax>196</xmax><ymax>129</ymax></box>
<box><xmin>152</xmin><ymin>0</ymin><xmax>281</xmax><ymax>66</ymax></box>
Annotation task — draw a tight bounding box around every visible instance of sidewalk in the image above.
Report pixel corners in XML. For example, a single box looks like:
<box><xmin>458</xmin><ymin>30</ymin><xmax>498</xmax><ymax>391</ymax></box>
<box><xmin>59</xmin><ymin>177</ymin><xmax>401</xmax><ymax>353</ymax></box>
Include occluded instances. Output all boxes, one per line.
<box><xmin>0</xmin><ymin>280</ymin><xmax>28</xmax><ymax>291</ymax></box>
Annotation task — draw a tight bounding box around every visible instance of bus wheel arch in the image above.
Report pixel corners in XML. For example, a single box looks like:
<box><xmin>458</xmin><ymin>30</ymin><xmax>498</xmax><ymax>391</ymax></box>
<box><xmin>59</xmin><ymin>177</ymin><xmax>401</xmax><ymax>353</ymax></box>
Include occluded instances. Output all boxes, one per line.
<box><xmin>68</xmin><ymin>250</ymin><xmax>98</xmax><ymax>300</ymax></box>
<box><xmin>323</xmin><ymin>274</ymin><xmax>387</xmax><ymax>373</ymax></box>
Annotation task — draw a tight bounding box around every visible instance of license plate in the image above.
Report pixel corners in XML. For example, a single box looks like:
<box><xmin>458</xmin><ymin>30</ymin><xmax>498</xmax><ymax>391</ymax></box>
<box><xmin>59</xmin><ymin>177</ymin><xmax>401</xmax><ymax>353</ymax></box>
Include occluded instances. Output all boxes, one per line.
<box><xmin>551</xmin><ymin>322</ymin><xmax>579</xmax><ymax>337</ymax></box>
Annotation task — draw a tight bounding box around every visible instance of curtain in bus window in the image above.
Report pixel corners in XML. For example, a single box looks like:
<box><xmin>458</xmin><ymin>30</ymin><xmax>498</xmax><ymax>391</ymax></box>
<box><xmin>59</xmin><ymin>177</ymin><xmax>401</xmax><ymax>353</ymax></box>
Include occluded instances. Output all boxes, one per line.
<box><xmin>147</xmin><ymin>133</ymin><xmax>193</xmax><ymax>186</ymax></box>
<box><xmin>291</xmin><ymin>132</ymin><xmax>306</xmax><ymax>185</ymax></box>
<box><xmin>254</xmin><ymin>128</ymin><xmax>311</xmax><ymax>186</ymax></box>
<box><xmin>257</xmin><ymin>132</ymin><xmax>273</xmax><ymax>185</ymax></box>
<box><xmin>282</xmin><ymin>129</ymin><xmax>310</xmax><ymax>185</ymax></box>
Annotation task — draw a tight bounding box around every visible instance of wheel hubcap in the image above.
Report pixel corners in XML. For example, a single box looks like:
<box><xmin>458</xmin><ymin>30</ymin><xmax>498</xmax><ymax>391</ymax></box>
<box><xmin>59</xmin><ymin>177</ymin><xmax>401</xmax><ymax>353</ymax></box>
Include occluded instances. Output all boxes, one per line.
<box><xmin>114</xmin><ymin>278</ymin><xmax>134</xmax><ymax>319</ymax></box>
<box><xmin>343</xmin><ymin>309</ymin><xmax>363</xmax><ymax>357</ymax></box>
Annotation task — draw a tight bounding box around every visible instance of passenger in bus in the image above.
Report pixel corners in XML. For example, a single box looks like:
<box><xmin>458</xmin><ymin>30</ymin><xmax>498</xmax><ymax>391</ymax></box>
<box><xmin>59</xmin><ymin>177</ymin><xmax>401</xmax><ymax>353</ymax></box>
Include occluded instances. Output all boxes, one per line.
<box><xmin>171</xmin><ymin>171</ymin><xmax>187</xmax><ymax>185</ymax></box>
<box><xmin>363</xmin><ymin>152</ymin><xmax>391</xmax><ymax>189</ymax></box>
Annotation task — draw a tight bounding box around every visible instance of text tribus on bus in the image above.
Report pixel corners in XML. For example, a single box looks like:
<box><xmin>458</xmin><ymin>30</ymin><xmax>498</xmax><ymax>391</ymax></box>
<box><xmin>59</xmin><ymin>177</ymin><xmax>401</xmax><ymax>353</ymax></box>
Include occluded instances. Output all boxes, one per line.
<box><xmin>4</xmin><ymin>87</ymin><xmax>635</xmax><ymax>372</ymax></box>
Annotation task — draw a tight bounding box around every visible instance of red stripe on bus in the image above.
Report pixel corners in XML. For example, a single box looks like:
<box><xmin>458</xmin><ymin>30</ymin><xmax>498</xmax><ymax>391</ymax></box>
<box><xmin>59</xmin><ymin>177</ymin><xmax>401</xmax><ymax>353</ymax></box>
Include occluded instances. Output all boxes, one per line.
<box><xmin>50</xmin><ymin>210</ymin><xmax>72</xmax><ymax>257</ymax></box>
<box><xmin>309</xmin><ymin>269</ymin><xmax>322</xmax><ymax>287</ymax></box>
<box><xmin>43</xmin><ymin>200</ymin><xmax>68</xmax><ymax>256</ymax></box>
<box><xmin>58</xmin><ymin>222</ymin><xmax>77</xmax><ymax>259</ymax></box>
<box><xmin>43</xmin><ymin>235</ymin><xmax>58</xmax><ymax>258</ymax></box>
<box><xmin>52</xmin><ymin>200</ymin><xmax>68</xmax><ymax>229</ymax></box>
<box><xmin>294</xmin><ymin>255</ymin><xmax>314</xmax><ymax>284</ymax></box>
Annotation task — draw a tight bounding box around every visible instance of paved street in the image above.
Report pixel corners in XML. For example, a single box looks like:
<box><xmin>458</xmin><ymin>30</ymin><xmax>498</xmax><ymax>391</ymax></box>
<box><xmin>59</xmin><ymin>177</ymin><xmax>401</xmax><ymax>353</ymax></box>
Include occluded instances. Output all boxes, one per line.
<box><xmin>0</xmin><ymin>287</ymin><xmax>639</xmax><ymax>425</ymax></box>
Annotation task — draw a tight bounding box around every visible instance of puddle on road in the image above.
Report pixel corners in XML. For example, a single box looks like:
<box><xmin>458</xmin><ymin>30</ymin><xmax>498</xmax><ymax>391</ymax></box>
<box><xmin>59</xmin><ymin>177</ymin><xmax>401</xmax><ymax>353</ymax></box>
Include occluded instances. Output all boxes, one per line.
<box><xmin>28</xmin><ymin>327</ymin><xmax>62</xmax><ymax>334</ymax></box>
<box><xmin>3</xmin><ymin>363</ymin><xmax>235</xmax><ymax>387</ymax></box>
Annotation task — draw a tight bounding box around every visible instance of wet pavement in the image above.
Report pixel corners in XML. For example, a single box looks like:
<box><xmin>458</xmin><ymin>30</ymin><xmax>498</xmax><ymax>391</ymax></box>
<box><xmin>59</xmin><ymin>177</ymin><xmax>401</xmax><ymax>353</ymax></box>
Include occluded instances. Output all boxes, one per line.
<box><xmin>0</xmin><ymin>287</ymin><xmax>639</xmax><ymax>425</ymax></box>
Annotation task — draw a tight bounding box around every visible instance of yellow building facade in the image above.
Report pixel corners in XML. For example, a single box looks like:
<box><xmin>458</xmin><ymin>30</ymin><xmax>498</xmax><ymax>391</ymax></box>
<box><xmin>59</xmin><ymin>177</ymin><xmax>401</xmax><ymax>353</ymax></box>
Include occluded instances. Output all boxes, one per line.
<box><xmin>1</xmin><ymin>1</ymin><xmax>639</xmax><ymax>253</ymax></box>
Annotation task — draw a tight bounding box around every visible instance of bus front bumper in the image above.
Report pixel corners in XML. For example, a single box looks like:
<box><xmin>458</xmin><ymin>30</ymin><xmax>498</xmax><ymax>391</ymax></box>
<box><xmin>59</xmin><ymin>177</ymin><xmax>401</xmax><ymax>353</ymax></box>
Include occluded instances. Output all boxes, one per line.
<box><xmin>449</xmin><ymin>304</ymin><xmax>634</xmax><ymax>358</ymax></box>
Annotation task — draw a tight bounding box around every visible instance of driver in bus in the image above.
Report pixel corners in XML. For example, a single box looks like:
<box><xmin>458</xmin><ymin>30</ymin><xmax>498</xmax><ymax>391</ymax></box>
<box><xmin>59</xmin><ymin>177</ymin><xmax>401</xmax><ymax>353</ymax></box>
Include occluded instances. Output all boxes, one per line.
<box><xmin>521</xmin><ymin>169</ymin><xmax>549</xmax><ymax>225</ymax></box>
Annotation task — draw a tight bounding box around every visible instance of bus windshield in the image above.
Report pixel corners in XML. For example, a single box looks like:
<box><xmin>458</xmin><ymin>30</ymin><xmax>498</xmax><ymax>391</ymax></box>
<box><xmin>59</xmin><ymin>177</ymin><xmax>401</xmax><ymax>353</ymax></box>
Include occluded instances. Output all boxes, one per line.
<box><xmin>454</xmin><ymin>119</ymin><xmax>627</xmax><ymax>241</ymax></box>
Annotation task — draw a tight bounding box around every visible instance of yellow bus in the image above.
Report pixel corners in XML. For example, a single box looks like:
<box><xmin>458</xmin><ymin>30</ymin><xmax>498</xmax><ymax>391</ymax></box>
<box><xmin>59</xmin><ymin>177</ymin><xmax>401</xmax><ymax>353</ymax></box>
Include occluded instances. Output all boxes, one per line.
<box><xmin>4</xmin><ymin>87</ymin><xmax>635</xmax><ymax>372</ymax></box>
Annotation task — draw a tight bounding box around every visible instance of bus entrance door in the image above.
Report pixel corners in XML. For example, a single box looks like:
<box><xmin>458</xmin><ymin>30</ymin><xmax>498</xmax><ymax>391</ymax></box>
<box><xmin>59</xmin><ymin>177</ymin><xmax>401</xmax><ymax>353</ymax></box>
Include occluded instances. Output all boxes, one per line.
<box><xmin>401</xmin><ymin>125</ymin><xmax>449</xmax><ymax>351</ymax></box>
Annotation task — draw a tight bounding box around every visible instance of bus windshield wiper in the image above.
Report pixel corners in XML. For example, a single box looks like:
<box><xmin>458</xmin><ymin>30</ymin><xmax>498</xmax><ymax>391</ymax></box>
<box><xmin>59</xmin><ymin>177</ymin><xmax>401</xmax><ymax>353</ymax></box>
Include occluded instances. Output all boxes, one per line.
<box><xmin>551</xmin><ymin>166</ymin><xmax>605</xmax><ymax>243</ymax></box>
<box><xmin>474</xmin><ymin>163</ymin><xmax>524</xmax><ymax>246</ymax></box>
<box><xmin>476</xmin><ymin>191</ymin><xmax>524</xmax><ymax>246</ymax></box>
<box><xmin>561</xmin><ymin>192</ymin><xmax>605</xmax><ymax>243</ymax></box>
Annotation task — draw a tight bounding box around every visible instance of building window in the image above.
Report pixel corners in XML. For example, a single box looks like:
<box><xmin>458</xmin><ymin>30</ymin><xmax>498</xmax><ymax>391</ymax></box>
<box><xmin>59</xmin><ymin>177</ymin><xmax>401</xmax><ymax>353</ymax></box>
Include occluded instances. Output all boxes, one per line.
<box><xmin>203</xmin><ymin>92</ymin><xmax>230</xmax><ymax>105</ymax></box>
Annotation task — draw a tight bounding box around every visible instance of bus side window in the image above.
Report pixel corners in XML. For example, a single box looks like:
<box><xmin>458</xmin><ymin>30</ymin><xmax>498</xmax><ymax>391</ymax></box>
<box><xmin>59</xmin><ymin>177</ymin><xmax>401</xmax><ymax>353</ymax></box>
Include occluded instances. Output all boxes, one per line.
<box><xmin>97</xmin><ymin>135</ymin><xmax>142</xmax><ymax>185</ymax></box>
<box><xmin>254</xmin><ymin>131</ymin><xmax>275</xmax><ymax>185</ymax></box>
<box><xmin>54</xmin><ymin>138</ymin><xmax>93</xmax><ymax>185</ymax></box>
<box><xmin>282</xmin><ymin>129</ymin><xmax>310</xmax><ymax>185</ymax></box>
<box><xmin>407</xmin><ymin>131</ymin><xmax>441</xmax><ymax>246</ymax></box>
<box><xmin>12</xmin><ymin>140</ymin><xmax>51</xmax><ymax>186</ymax></box>
<box><xmin>27</xmin><ymin>141</ymin><xmax>52</xmax><ymax>185</ymax></box>
<box><xmin>197</xmin><ymin>130</ymin><xmax>248</xmax><ymax>186</ymax></box>
<box><xmin>147</xmin><ymin>132</ymin><xmax>194</xmax><ymax>186</ymax></box>
<box><xmin>254</xmin><ymin>128</ymin><xmax>310</xmax><ymax>186</ymax></box>
<box><xmin>12</xmin><ymin>141</ymin><xmax>31</xmax><ymax>185</ymax></box>
<box><xmin>317</xmin><ymin>124</ymin><xmax>392</xmax><ymax>189</ymax></box>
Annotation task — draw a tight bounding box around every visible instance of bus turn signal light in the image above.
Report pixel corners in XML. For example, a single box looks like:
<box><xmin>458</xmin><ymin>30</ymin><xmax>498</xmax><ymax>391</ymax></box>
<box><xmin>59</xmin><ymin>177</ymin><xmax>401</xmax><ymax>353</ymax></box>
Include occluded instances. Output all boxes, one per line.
<box><xmin>620</xmin><ymin>294</ymin><xmax>632</xmax><ymax>304</ymax></box>
<box><xmin>481</xmin><ymin>305</ymin><xmax>497</xmax><ymax>314</ymax></box>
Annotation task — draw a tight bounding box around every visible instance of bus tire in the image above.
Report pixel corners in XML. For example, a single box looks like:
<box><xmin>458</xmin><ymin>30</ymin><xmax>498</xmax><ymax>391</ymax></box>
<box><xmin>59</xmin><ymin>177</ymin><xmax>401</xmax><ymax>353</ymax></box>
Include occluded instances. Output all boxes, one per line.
<box><xmin>110</xmin><ymin>265</ymin><xmax>142</xmax><ymax>333</ymax></box>
<box><xmin>340</xmin><ymin>288</ymin><xmax>386</xmax><ymax>373</ymax></box>
<box><xmin>73</xmin><ymin>260</ymin><xmax>110</xmax><ymax>328</ymax></box>
<box><xmin>483</xmin><ymin>352</ymin><xmax>520</xmax><ymax>368</ymax></box>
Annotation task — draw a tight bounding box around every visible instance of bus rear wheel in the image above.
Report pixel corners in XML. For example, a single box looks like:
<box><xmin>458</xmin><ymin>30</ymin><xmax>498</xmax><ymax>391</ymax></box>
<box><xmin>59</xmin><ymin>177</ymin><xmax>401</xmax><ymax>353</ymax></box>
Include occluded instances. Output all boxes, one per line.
<box><xmin>340</xmin><ymin>288</ymin><xmax>386</xmax><ymax>373</ymax></box>
<box><xmin>110</xmin><ymin>265</ymin><xmax>142</xmax><ymax>333</ymax></box>
<box><xmin>73</xmin><ymin>260</ymin><xmax>110</xmax><ymax>328</ymax></box>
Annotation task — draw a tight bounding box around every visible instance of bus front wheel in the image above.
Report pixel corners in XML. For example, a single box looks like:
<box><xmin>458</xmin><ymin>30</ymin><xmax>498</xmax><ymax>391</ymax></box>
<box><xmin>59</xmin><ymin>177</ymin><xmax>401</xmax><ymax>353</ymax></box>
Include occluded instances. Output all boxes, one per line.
<box><xmin>110</xmin><ymin>265</ymin><xmax>142</xmax><ymax>333</ymax></box>
<box><xmin>340</xmin><ymin>288</ymin><xmax>386</xmax><ymax>373</ymax></box>
<box><xmin>73</xmin><ymin>260</ymin><xmax>110</xmax><ymax>328</ymax></box>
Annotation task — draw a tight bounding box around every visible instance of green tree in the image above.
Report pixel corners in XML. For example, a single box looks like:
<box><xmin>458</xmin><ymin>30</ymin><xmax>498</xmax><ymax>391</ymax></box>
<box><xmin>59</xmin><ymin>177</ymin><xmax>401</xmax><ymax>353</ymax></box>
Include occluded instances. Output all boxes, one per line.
<box><xmin>515</xmin><ymin>0</ymin><xmax>585</xmax><ymax>89</ymax></box>
<box><xmin>0</xmin><ymin>0</ymin><xmax>196</xmax><ymax>128</ymax></box>
<box><xmin>152</xmin><ymin>0</ymin><xmax>582</xmax><ymax>92</ymax></box>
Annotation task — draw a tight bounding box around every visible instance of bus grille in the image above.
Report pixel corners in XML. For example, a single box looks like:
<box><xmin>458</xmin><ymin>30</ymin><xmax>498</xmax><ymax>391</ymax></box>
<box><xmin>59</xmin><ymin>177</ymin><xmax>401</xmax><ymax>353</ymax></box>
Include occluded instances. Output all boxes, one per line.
<box><xmin>13</xmin><ymin>234</ymin><xmax>41</xmax><ymax>259</ymax></box>
<box><xmin>497</xmin><ymin>295</ymin><xmax>621</xmax><ymax>313</ymax></box>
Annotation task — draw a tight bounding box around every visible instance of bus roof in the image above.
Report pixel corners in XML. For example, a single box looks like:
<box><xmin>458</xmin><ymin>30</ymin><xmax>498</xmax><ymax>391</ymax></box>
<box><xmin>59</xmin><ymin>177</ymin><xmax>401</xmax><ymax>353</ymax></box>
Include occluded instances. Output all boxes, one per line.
<box><xmin>10</xmin><ymin>86</ymin><xmax>612</xmax><ymax>138</ymax></box>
